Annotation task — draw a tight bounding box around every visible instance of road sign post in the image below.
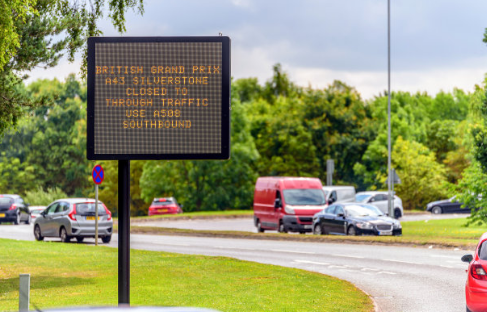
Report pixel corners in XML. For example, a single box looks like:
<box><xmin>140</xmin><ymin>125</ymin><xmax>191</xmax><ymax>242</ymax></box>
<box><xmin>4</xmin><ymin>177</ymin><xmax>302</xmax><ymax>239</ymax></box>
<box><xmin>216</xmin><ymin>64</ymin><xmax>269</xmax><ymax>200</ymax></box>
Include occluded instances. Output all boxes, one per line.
<box><xmin>92</xmin><ymin>165</ymin><xmax>104</xmax><ymax>246</ymax></box>
<box><xmin>87</xmin><ymin>36</ymin><xmax>231</xmax><ymax>306</ymax></box>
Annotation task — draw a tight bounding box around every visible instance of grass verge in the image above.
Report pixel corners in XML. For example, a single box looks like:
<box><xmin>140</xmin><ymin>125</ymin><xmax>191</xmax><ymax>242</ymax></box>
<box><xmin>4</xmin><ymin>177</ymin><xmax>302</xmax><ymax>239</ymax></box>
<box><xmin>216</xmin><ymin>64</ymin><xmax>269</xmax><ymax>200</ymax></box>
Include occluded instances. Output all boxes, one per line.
<box><xmin>0</xmin><ymin>238</ymin><xmax>373</xmax><ymax>312</ymax></box>
<box><xmin>128</xmin><ymin>217</ymin><xmax>484</xmax><ymax>250</ymax></box>
<box><xmin>127</xmin><ymin>210</ymin><xmax>253</xmax><ymax>223</ymax></box>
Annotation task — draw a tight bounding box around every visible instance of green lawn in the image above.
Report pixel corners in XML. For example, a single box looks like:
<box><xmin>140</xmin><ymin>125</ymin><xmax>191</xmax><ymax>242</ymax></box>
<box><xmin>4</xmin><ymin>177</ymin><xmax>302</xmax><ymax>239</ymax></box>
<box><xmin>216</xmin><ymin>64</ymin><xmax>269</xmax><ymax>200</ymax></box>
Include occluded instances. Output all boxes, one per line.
<box><xmin>0</xmin><ymin>239</ymin><xmax>373</xmax><ymax>312</ymax></box>
<box><xmin>129</xmin><ymin>210</ymin><xmax>254</xmax><ymax>221</ymax></box>
<box><xmin>401</xmin><ymin>217</ymin><xmax>486</xmax><ymax>247</ymax></box>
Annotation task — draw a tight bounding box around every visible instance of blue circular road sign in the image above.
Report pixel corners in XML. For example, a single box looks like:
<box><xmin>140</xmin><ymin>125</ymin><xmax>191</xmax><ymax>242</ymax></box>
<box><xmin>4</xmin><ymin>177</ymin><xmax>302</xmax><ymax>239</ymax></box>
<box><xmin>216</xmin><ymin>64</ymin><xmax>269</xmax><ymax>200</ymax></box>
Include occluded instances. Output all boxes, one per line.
<box><xmin>92</xmin><ymin>165</ymin><xmax>104</xmax><ymax>185</ymax></box>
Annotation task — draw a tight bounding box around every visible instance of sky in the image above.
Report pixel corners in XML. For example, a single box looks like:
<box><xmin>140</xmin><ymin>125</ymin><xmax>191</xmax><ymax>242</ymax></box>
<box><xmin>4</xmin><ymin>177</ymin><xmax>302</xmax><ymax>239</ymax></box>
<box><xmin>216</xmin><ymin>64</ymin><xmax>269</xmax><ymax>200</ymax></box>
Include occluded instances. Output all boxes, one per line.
<box><xmin>25</xmin><ymin>0</ymin><xmax>487</xmax><ymax>100</ymax></box>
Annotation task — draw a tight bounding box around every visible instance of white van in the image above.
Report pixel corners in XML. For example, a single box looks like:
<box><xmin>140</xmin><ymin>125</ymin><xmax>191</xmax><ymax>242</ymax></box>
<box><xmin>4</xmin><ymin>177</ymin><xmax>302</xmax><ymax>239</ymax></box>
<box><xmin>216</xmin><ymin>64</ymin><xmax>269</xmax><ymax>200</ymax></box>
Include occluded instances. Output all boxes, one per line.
<box><xmin>322</xmin><ymin>186</ymin><xmax>356</xmax><ymax>205</ymax></box>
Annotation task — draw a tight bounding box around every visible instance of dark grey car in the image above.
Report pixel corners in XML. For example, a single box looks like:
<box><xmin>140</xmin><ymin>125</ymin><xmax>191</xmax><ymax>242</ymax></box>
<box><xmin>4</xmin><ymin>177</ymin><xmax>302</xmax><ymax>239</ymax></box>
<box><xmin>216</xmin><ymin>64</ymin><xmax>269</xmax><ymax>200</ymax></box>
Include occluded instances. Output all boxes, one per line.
<box><xmin>33</xmin><ymin>198</ymin><xmax>113</xmax><ymax>243</ymax></box>
<box><xmin>0</xmin><ymin>194</ymin><xmax>31</xmax><ymax>225</ymax></box>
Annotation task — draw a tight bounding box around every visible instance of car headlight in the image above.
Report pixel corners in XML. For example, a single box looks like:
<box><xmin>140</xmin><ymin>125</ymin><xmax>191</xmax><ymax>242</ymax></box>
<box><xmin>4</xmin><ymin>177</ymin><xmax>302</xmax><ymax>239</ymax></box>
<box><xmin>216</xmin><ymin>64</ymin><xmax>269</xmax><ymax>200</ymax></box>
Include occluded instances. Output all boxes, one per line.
<box><xmin>393</xmin><ymin>221</ymin><xmax>402</xmax><ymax>229</ymax></box>
<box><xmin>284</xmin><ymin>206</ymin><xmax>295</xmax><ymax>214</ymax></box>
<box><xmin>356</xmin><ymin>222</ymin><xmax>373</xmax><ymax>230</ymax></box>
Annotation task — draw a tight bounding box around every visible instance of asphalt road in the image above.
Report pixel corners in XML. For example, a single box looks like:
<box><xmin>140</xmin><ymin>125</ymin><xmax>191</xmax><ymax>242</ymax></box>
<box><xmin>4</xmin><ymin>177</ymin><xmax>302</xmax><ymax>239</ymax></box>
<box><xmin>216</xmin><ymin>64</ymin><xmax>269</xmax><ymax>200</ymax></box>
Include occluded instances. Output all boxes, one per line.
<box><xmin>0</xmin><ymin>223</ymin><xmax>471</xmax><ymax>312</ymax></box>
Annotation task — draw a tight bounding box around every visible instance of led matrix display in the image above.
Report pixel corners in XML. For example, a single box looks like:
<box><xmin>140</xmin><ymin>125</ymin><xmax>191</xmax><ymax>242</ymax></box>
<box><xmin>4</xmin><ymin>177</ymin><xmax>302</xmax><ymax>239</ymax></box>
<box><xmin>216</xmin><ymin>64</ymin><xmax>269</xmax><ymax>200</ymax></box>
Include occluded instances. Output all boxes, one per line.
<box><xmin>87</xmin><ymin>37</ymin><xmax>230</xmax><ymax>160</ymax></box>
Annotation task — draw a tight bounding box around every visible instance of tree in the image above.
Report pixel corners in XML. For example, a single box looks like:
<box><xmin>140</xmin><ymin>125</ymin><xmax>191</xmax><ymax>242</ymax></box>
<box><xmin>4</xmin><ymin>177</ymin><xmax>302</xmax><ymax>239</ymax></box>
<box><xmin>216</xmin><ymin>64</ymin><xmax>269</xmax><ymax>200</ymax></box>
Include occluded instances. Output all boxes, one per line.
<box><xmin>0</xmin><ymin>0</ymin><xmax>144</xmax><ymax>138</ymax></box>
<box><xmin>140</xmin><ymin>98</ymin><xmax>259</xmax><ymax>212</ymax></box>
<box><xmin>392</xmin><ymin>137</ymin><xmax>449</xmax><ymax>210</ymax></box>
<box><xmin>302</xmin><ymin>80</ymin><xmax>374</xmax><ymax>187</ymax></box>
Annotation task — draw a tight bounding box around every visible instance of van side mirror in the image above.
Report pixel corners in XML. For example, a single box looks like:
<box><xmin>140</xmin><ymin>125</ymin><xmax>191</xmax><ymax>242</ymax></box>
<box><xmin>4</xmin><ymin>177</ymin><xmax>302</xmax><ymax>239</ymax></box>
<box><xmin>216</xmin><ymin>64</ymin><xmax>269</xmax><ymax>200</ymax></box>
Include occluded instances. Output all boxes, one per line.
<box><xmin>461</xmin><ymin>254</ymin><xmax>473</xmax><ymax>263</ymax></box>
<box><xmin>327</xmin><ymin>198</ymin><xmax>335</xmax><ymax>205</ymax></box>
<box><xmin>274</xmin><ymin>198</ymin><xmax>281</xmax><ymax>209</ymax></box>
<box><xmin>337</xmin><ymin>213</ymin><xmax>345</xmax><ymax>218</ymax></box>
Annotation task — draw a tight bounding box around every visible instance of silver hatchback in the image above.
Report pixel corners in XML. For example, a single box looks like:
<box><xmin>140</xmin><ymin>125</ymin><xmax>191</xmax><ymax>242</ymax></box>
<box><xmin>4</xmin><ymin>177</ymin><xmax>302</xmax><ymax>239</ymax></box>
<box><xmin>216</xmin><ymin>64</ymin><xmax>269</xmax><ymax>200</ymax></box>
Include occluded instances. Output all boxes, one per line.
<box><xmin>33</xmin><ymin>198</ymin><xmax>113</xmax><ymax>243</ymax></box>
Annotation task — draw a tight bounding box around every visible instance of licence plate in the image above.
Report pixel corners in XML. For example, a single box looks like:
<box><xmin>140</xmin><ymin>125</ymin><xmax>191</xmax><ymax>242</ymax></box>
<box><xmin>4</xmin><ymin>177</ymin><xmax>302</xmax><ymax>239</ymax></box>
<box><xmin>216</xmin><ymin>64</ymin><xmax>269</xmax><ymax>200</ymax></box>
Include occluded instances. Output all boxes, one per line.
<box><xmin>158</xmin><ymin>209</ymin><xmax>168</xmax><ymax>212</ymax></box>
<box><xmin>0</xmin><ymin>213</ymin><xmax>4</xmax><ymax>218</ymax></box>
<box><xmin>379</xmin><ymin>231</ymin><xmax>392</xmax><ymax>236</ymax></box>
<box><xmin>304</xmin><ymin>225</ymin><xmax>313</xmax><ymax>229</ymax></box>
<box><xmin>86</xmin><ymin>216</ymin><xmax>100</xmax><ymax>221</ymax></box>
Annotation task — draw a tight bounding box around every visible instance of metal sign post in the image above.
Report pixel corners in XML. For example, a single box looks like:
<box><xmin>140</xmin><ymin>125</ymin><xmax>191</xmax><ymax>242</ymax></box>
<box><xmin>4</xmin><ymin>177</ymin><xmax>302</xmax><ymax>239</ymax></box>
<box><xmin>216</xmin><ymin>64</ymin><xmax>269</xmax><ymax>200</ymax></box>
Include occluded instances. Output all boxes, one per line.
<box><xmin>326</xmin><ymin>159</ymin><xmax>334</xmax><ymax>186</ymax></box>
<box><xmin>87</xmin><ymin>36</ymin><xmax>231</xmax><ymax>306</ymax></box>
<box><xmin>92</xmin><ymin>165</ymin><xmax>104</xmax><ymax>246</ymax></box>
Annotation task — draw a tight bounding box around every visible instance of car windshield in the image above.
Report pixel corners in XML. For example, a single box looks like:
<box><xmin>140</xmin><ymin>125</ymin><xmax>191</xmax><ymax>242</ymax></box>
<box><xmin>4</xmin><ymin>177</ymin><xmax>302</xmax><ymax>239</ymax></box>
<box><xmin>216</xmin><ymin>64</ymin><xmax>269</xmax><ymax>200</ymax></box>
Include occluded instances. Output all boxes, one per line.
<box><xmin>0</xmin><ymin>197</ymin><xmax>13</xmax><ymax>208</ymax></box>
<box><xmin>358</xmin><ymin>204</ymin><xmax>385</xmax><ymax>216</ymax></box>
<box><xmin>355</xmin><ymin>194</ymin><xmax>370</xmax><ymax>202</ymax></box>
<box><xmin>76</xmin><ymin>203</ymin><xmax>106</xmax><ymax>215</ymax></box>
<box><xmin>153</xmin><ymin>199</ymin><xmax>175</xmax><ymax>206</ymax></box>
<box><xmin>283</xmin><ymin>189</ymin><xmax>326</xmax><ymax>205</ymax></box>
<box><xmin>345</xmin><ymin>205</ymin><xmax>382</xmax><ymax>217</ymax></box>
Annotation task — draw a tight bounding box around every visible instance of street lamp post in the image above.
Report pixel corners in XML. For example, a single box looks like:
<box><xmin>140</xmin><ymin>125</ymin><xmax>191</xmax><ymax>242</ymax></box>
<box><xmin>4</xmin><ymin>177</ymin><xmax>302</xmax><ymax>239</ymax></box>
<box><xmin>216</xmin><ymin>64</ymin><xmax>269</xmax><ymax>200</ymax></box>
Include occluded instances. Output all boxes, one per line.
<box><xmin>387</xmin><ymin>0</ymin><xmax>393</xmax><ymax>217</ymax></box>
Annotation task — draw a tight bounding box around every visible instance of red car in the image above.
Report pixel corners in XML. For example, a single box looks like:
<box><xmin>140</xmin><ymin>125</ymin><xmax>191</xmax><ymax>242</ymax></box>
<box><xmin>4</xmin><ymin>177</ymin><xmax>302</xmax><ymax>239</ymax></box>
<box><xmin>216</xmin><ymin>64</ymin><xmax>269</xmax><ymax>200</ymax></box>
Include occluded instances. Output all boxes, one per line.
<box><xmin>462</xmin><ymin>232</ymin><xmax>487</xmax><ymax>312</ymax></box>
<box><xmin>148</xmin><ymin>197</ymin><xmax>183</xmax><ymax>216</ymax></box>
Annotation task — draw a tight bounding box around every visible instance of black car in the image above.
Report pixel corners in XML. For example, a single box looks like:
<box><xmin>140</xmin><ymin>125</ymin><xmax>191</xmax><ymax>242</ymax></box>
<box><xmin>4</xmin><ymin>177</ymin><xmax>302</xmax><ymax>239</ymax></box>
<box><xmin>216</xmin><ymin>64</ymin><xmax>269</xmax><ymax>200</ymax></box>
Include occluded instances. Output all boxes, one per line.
<box><xmin>0</xmin><ymin>194</ymin><xmax>31</xmax><ymax>224</ymax></box>
<box><xmin>312</xmin><ymin>203</ymin><xmax>402</xmax><ymax>236</ymax></box>
<box><xmin>426</xmin><ymin>196</ymin><xmax>471</xmax><ymax>214</ymax></box>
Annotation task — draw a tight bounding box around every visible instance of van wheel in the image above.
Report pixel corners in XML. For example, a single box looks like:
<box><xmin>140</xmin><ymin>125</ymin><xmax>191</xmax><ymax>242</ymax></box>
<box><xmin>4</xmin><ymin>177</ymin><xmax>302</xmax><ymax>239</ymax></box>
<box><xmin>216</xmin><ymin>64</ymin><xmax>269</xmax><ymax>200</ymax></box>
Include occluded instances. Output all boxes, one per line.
<box><xmin>313</xmin><ymin>224</ymin><xmax>323</xmax><ymax>235</ymax></box>
<box><xmin>394</xmin><ymin>208</ymin><xmax>402</xmax><ymax>219</ymax></box>
<box><xmin>76</xmin><ymin>237</ymin><xmax>84</xmax><ymax>243</ymax></box>
<box><xmin>256</xmin><ymin>220</ymin><xmax>265</xmax><ymax>233</ymax></box>
<box><xmin>278</xmin><ymin>222</ymin><xmax>288</xmax><ymax>233</ymax></box>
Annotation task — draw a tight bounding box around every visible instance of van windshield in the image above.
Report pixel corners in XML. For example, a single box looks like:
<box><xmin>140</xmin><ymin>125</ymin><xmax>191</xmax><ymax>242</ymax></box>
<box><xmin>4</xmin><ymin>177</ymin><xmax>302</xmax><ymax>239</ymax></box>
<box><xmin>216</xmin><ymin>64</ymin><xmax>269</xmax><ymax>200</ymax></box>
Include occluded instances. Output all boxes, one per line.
<box><xmin>283</xmin><ymin>189</ymin><xmax>326</xmax><ymax>205</ymax></box>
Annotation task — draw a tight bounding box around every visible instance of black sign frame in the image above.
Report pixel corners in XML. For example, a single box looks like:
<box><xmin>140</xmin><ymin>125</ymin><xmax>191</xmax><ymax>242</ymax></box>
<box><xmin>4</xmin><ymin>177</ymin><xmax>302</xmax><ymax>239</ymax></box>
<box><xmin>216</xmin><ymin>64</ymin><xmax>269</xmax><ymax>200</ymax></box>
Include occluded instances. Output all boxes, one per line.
<box><xmin>87</xmin><ymin>36</ymin><xmax>231</xmax><ymax>160</ymax></box>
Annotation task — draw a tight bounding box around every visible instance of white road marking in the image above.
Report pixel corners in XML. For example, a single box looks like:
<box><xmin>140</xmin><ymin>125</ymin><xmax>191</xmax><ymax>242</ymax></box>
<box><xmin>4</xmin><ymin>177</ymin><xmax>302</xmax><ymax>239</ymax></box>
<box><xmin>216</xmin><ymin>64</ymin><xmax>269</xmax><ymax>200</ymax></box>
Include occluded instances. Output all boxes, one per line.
<box><xmin>271</xmin><ymin>249</ymin><xmax>316</xmax><ymax>254</ymax></box>
<box><xmin>294</xmin><ymin>260</ymin><xmax>398</xmax><ymax>275</ymax></box>
<box><xmin>294</xmin><ymin>260</ymin><xmax>330</xmax><ymax>265</ymax></box>
<box><xmin>378</xmin><ymin>271</ymin><xmax>396</xmax><ymax>275</ymax></box>
<box><xmin>431</xmin><ymin>255</ymin><xmax>463</xmax><ymax>260</ymax></box>
<box><xmin>383</xmin><ymin>259</ymin><xmax>422</xmax><ymax>265</ymax></box>
<box><xmin>332</xmin><ymin>254</ymin><xmax>365</xmax><ymax>259</ymax></box>
<box><xmin>216</xmin><ymin>246</ymin><xmax>257</xmax><ymax>251</ymax></box>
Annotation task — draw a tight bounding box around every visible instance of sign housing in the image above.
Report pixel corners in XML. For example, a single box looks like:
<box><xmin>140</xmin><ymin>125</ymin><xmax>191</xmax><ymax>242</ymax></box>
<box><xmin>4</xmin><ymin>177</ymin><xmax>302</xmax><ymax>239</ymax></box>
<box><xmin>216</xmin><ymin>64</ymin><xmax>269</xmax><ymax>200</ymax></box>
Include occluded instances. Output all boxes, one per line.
<box><xmin>87</xmin><ymin>36</ymin><xmax>231</xmax><ymax>160</ymax></box>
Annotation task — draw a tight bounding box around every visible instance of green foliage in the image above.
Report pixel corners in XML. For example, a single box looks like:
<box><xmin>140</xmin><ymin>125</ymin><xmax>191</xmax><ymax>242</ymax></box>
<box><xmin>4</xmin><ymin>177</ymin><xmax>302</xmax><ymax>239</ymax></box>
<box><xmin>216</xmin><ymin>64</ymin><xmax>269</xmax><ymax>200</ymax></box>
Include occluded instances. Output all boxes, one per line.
<box><xmin>0</xmin><ymin>75</ymin><xmax>90</xmax><ymax>196</ymax></box>
<box><xmin>0</xmin><ymin>0</ymin><xmax>144</xmax><ymax>138</ymax></box>
<box><xmin>96</xmin><ymin>160</ymin><xmax>147</xmax><ymax>217</ymax></box>
<box><xmin>356</xmin><ymin>90</ymin><xmax>472</xmax><ymax>190</ymax></box>
<box><xmin>23</xmin><ymin>186</ymin><xmax>67</xmax><ymax>205</ymax></box>
<box><xmin>457</xmin><ymin>161</ymin><xmax>487</xmax><ymax>226</ymax></box>
<box><xmin>140</xmin><ymin>100</ymin><xmax>259</xmax><ymax>212</ymax></box>
<box><xmin>392</xmin><ymin>137</ymin><xmax>449</xmax><ymax>210</ymax></box>
<box><xmin>0</xmin><ymin>0</ymin><xmax>37</xmax><ymax>71</ymax></box>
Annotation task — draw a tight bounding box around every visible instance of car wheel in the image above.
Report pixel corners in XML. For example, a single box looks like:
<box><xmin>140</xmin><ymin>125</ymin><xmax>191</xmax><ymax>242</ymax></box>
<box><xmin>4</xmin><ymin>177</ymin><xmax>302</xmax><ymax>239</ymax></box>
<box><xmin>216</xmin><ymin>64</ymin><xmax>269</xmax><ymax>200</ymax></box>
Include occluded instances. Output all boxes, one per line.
<box><xmin>467</xmin><ymin>305</ymin><xmax>472</xmax><ymax>312</ymax></box>
<box><xmin>313</xmin><ymin>224</ymin><xmax>323</xmax><ymax>235</ymax></box>
<box><xmin>13</xmin><ymin>213</ymin><xmax>20</xmax><ymax>225</ymax></box>
<box><xmin>76</xmin><ymin>237</ymin><xmax>84</xmax><ymax>243</ymax></box>
<box><xmin>432</xmin><ymin>206</ymin><xmax>443</xmax><ymax>214</ymax></box>
<box><xmin>34</xmin><ymin>225</ymin><xmax>44</xmax><ymax>241</ymax></box>
<box><xmin>60</xmin><ymin>227</ymin><xmax>70</xmax><ymax>243</ymax></box>
<box><xmin>394</xmin><ymin>208</ymin><xmax>402</xmax><ymax>219</ymax></box>
<box><xmin>347</xmin><ymin>225</ymin><xmax>357</xmax><ymax>236</ymax></box>
<box><xmin>102</xmin><ymin>235</ymin><xmax>112</xmax><ymax>243</ymax></box>
<box><xmin>256</xmin><ymin>220</ymin><xmax>265</xmax><ymax>233</ymax></box>
<box><xmin>278</xmin><ymin>221</ymin><xmax>288</xmax><ymax>233</ymax></box>
<box><xmin>25</xmin><ymin>215</ymin><xmax>31</xmax><ymax>225</ymax></box>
